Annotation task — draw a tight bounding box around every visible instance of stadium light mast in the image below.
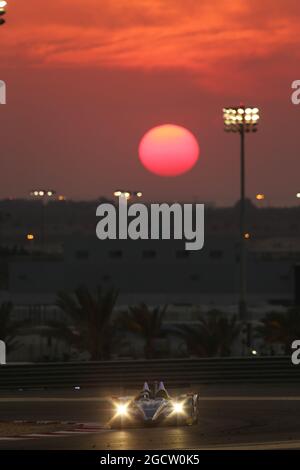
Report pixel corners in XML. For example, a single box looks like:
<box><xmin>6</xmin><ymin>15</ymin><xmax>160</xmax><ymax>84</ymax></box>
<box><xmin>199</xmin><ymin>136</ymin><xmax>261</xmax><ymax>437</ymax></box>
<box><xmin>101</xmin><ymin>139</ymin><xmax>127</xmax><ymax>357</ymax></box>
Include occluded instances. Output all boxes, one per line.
<box><xmin>223</xmin><ymin>105</ymin><xmax>260</xmax><ymax>323</ymax></box>
<box><xmin>30</xmin><ymin>189</ymin><xmax>56</xmax><ymax>248</ymax></box>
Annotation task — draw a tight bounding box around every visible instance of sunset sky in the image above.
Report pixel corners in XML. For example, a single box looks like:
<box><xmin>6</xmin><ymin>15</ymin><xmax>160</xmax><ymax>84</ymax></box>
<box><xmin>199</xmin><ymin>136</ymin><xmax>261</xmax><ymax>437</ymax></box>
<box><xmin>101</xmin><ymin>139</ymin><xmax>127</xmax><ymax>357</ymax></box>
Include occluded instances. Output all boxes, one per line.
<box><xmin>0</xmin><ymin>0</ymin><xmax>299</xmax><ymax>205</ymax></box>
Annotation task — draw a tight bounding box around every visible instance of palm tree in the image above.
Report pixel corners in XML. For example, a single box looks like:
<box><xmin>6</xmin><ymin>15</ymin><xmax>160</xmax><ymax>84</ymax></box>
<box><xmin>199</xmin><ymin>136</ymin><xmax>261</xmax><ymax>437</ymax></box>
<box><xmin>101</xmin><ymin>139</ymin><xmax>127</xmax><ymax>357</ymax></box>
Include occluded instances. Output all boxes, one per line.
<box><xmin>0</xmin><ymin>301</ymin><xmax>26</xmax><ymax>353</ymax></box>
<box><xmin>256</xmin><ymin>308</ymin><xmax>300</xmax><ymax>355</ymax></box>
<box><xmin>176</xmin><ymin>310</ymin><xmax>241</xmax><ymax>357</ymax></box>
<box><xmin>55</xmin><ymin>285</ymin><xmax>119</xmax><ymax>360</ymax></box>
<box><xmin>120</xmin><ymin>303</ymin><xmax>168</xmax><ymax>359</ymax></box>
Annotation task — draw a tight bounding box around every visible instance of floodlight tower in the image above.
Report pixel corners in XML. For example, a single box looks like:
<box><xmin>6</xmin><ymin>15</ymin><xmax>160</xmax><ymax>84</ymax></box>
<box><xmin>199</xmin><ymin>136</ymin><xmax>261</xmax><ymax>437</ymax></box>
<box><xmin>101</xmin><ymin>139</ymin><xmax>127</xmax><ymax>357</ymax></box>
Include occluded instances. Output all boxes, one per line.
<box><xmin>223</xmin><ymin>105</ymin><xmax>260</xmax><ymax>322</ymax></box>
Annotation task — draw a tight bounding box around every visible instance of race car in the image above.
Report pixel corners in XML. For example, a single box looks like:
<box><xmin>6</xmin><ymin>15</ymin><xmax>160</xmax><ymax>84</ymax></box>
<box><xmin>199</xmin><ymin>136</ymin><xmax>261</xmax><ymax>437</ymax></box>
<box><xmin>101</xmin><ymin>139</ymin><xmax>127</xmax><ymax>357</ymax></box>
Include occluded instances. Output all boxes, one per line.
<box><xmin>109</xmin><ymin>381</ymin><xmax>199</xmax><ymax>428</ymax></box>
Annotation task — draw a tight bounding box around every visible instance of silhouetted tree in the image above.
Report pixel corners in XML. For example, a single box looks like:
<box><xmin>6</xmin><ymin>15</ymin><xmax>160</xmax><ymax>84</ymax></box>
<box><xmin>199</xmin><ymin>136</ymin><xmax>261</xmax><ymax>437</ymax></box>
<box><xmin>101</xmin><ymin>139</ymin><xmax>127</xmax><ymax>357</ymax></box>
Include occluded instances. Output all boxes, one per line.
<box><xmin>55</xmin><ymin>285</ymin><xmax>119</xmax><ymax>360</ymax></box>
<box><xmin>0</xmin><ymin>301</ymin><xmax>26</xmax><ymax>352</ymax></box>
<box><xmin>120</xmin><ymin>303</ymin><xmax>168</xmax><ymax>358</ymax></box>
<box><xmin>256</xmin><ymin>308</ymin><xmax>300</xmax><ymax>355</ymax></box>
<box><xmin>176</xmin><ymin>310</ymin><xmax>241</xmax><ymax>357</ymax></box>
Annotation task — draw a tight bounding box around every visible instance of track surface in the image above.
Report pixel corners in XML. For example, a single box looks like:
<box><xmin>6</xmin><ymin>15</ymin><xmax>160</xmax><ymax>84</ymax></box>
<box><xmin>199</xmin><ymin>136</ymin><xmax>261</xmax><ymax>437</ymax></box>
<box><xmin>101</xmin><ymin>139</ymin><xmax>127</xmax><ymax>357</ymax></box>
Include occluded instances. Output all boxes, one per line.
<box><xmin>1</xmin><ymin>384</ymin><xmax>300</xmax><ymax>449</ymax></box>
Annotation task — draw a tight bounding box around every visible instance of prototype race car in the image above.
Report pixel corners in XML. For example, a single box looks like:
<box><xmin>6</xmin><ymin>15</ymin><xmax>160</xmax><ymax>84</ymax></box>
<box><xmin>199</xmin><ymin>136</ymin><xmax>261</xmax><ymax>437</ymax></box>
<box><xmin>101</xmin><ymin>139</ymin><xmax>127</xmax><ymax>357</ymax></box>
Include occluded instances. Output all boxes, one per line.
<box><xmin>110</xmin><ymin>381</ymin><xmax>199</xmax><ymax>428</ymax></box>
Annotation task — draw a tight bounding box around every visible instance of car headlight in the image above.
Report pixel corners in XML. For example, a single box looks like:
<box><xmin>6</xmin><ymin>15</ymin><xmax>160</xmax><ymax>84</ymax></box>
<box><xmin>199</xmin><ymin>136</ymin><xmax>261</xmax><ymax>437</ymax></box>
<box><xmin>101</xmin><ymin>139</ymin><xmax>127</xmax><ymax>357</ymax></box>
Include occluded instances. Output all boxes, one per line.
<box><xmin>172</xmin><ymin>401</ymin><xmax>184</xmax><ymax>414</ymax></box>
<box><xmin>115</xmin><ymin>403</ymin><xmax>128</xmax><ymax>416</ymax></box>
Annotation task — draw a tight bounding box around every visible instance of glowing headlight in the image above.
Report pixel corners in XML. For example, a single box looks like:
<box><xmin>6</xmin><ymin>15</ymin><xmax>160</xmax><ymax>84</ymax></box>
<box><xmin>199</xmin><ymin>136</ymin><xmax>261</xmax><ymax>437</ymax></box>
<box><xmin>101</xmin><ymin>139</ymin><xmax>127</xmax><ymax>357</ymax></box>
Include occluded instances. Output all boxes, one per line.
<box><xmin>172</xmin><ymin>402</ymin><xmax>184</xmax><ymax>414</ymax></box>
<box><xmin>115</xmin><ymin>403</ymin><xmax>128</xmax><ymax>416</ymax></box>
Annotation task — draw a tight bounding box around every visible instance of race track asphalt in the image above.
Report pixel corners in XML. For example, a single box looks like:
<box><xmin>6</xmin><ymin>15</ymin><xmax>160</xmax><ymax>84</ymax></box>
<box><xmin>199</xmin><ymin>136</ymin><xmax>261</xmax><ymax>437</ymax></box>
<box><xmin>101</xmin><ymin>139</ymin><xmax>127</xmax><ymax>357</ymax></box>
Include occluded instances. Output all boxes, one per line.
<box><xmin>1</xmin><ymin>384</ymin><xmax>300</xmax><ymax>450</ymax></box>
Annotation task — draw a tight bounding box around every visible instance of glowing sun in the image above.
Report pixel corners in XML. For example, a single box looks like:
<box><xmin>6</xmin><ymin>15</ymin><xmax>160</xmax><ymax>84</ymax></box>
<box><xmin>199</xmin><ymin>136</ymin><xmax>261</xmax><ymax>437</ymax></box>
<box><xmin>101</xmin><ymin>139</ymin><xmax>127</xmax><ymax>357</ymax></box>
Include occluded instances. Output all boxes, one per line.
<box><xmin>138</xmin><ymin>124</ymin><xmax>200</xmax><ymax>177</ymax></box>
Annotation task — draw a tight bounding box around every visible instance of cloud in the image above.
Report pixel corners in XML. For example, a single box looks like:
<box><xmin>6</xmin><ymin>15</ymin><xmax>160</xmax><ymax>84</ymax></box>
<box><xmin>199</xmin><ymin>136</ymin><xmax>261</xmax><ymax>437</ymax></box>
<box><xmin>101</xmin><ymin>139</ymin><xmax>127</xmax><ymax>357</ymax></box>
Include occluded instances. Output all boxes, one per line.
<box><xmin>1</xmin><ymin>0</ymin><xmax>299</xmax><ymax>93</ymax></box>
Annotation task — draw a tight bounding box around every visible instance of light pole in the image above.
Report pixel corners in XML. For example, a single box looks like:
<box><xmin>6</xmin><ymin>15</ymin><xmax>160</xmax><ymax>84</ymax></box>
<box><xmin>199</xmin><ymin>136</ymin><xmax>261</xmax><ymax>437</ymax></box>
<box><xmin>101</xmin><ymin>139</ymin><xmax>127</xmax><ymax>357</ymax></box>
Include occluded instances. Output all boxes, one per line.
<box><xmin>223</xmin><ymin>106</ymin><xmax>260</xmax><ymax>322</ymax></box>
<box><xmin>0</xmin><ymin>1</ymin><xmax>7</xmax><ymax>26</ymax></box>
<box><xmin>30</xmin><ymin>189</ymin><xmax>56</xmax><ymax>248</ymax></box>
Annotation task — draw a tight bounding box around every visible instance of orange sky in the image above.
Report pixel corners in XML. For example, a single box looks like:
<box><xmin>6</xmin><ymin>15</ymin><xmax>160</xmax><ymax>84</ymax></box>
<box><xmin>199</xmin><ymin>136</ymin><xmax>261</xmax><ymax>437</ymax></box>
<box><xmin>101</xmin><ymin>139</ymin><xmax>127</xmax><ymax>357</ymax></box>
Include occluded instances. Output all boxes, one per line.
<box><xmin>0</xmin><ymin>0</ymin><xmax>300</xmax><ymax>204</ymax></box>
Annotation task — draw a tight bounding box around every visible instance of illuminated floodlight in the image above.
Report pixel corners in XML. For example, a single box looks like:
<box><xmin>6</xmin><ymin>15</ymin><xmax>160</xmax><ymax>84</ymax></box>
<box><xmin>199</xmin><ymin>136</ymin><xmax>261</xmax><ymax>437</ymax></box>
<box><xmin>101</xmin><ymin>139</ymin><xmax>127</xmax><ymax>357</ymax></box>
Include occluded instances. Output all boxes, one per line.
<box><xmin>114</xmin><ymin>189</ymin><xmax>142</xmax><ymax>199</ymax></box>
<box><xmin>30</xmin><ymin>189</ymin><xmax>56</xmax><ymax>198</ymax></box>
<box><xmin>0</xmin><ymin>0</ymin><xmax>6</xmax><ymax>19</ymax></box>
<box><xmin>223</xmin><ymin>106</ymin><xmax>260</xmax><ymax>133</ymax></box>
